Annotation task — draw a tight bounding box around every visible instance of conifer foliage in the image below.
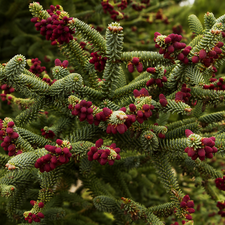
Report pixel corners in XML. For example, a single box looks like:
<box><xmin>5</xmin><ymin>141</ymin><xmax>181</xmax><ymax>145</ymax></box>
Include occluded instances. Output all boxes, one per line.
<box><xmin>1</xmin><ymin>2</ymin><xmax>225</xmax><ymax>225</ymax></box>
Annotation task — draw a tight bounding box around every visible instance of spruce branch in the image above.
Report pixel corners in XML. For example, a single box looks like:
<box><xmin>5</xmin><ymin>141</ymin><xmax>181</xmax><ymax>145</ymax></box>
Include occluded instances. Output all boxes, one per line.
<box><xmin>68</xmin><ymin>18</ymin><xmax>106</xmax><ymax>53</ymax></box>
<box><xmin>1</xmin><ymin>2</ymin><xmax>225</xmax><ymax>224</ymax></box>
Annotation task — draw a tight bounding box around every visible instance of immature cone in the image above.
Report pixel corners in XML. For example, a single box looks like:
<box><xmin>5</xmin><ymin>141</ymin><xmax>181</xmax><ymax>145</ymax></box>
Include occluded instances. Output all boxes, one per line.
<box><xmin>128</xmin><ymin>62</ymin><xmax>134</xmax><ymax>73</ymax></box>
<box><xmin>38</xmin><ymin>202</ymin><xmax>44</xmax><ymax>208</ymax></box>
<box><xmin>185</xmin><ymin>129</ymin><xmax>194</xmax><ymax>137</ymax></box>
<box><xmin>192</xmin><ymin>56</ymin><xmax>199</xmax><ymax>63</ymax></box>
<box><xmin>199</xmin><ymin>49</ymin><xmax>207</xmax><ymax>59</ymax></box>
<box><xmin>159</xmin><ymin>94</ymin><xmax>168</xmax><ymax>107</ymax></box>
<box><xmin>146</xmin><ymin>78</ymin><xmax>155</xmax><ymax>86</ymax></box>
<box><xmin>136</xmin><ymin>62</ymin><xmax>143</xmax><ymax>73</ymax></box>
<box><xmin>146</xmin><ymin>67</ymin><xmax>156</xmax><ymax>73</ymax></box>
<box><xmin>132</xmin><ymin>57</ymin><xmax>139</xmax><ymax>65</ymax></box>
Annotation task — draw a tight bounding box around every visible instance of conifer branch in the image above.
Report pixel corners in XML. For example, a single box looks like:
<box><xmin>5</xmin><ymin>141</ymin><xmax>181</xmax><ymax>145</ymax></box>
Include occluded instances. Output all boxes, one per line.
<box><xmin>1</xmin><ymin>2</ymin><xmax>225</xmax><ymax>224</ymax></box>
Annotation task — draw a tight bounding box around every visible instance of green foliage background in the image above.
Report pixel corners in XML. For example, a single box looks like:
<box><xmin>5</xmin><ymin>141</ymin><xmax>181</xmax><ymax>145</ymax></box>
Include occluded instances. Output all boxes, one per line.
<box><xmin>1</xmin><ymin>0</ymin><xmax>225</xmax><ymax>225</ymax></box>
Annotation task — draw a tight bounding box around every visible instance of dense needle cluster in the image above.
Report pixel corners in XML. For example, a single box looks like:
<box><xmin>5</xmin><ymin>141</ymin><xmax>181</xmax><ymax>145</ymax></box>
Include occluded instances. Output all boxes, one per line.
<box><xmin>2</xmin><ymin>2</ymin><xmax>225</xmax><ymax>224</ymax></box>
<box><xmin>120</xmin><ymin>197</ymin><xmax>149</xmax><ymax>221</ymax></box>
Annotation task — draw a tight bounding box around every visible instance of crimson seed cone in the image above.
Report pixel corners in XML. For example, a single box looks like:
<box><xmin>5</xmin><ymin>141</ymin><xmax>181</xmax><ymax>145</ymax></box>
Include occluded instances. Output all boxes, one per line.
<box><xmin>136</xmin><ymin>62</ymin><xmax>143</xmax><ymax>73</ymax></box>
<box><xmin>185</xmin><ymin>129</ymin><xmax>194</xmax><ymax>137</ymax></box>
<box><xmin>132</xmin><ymin>57</ymin><xmax>139</xmax><ymax>65</ymax></box>
<box><xmin>146</xmin><ymin>67</ymin><xmax>156</xmax><ymax>73</ymax></box>
<box><xmin>95</xmin><ymin>139</ymin><xmax>103</xmax><ymax>147</ymax></box>
<box><xmin>192</xmin><ymin>56</ymin><xmax>199</xmax><ymax>63</ymax></box>
<box><xmin>128</xmin><ymin>62</ymin><xmax>134</xmax><ymax>73</ymax></box>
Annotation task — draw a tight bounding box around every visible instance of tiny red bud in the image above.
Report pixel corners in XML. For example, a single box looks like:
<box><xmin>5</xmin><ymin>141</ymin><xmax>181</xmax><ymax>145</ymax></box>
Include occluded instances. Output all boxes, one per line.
<box><xmin>132</xmin><ymin>57</ymin><xmax>139</xmax><ymax>65</ymax></box>
<box><xmin>128</xmin><ymin>62</ymin><xmax>134</xmax><ymax>73</ymax></box>
<box><xmin>146</xmin><ymin>67</ymin><xmax>156</xmax><ymax>73</ymax></box>
<box><xmin>192</xmin><ymin>56</ymin><xmax>199</xmax><ymax>63</ymax></box>
<box><xmin>38</xmin><ymin>202</ymin><xmax>44</xmax><ymax>208</ymax></box>
<box><xmin>199</xmin><ymin>49</ymin><xmax>207</xmax><ymax>59</ymax></box>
